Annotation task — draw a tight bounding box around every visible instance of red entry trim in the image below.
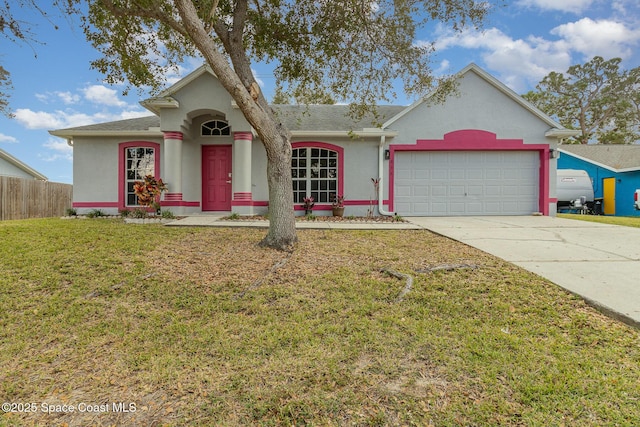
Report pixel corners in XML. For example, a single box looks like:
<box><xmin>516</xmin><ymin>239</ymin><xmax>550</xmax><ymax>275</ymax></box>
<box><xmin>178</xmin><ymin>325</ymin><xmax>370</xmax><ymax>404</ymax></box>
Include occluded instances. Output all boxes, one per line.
<box><xmin>291</xmin><ymin>141</ymin><xmax>345</xmax><ymax>203</ymax></box>
<box><xmin>118</xmin><ymin>141</ymin><xmax>161</xmax><ymax>211</ymax></box>
<box><xmin>202</xmin><ymin>145</ymin><xmax>233</xmax><ymax>211</ymax></box>
<box><xmin>389</xmin><ymin>129</ymin><xmax>550</xmax><ymax>215</ymax></box>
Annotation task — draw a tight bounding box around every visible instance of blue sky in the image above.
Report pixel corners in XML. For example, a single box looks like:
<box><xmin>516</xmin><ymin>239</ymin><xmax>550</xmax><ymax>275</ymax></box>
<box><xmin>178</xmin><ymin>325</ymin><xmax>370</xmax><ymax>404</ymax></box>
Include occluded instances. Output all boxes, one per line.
<box><xmin>1</xmin><ymin>0</ymin><xmax>639</xmax><ymax>184</ymax></box>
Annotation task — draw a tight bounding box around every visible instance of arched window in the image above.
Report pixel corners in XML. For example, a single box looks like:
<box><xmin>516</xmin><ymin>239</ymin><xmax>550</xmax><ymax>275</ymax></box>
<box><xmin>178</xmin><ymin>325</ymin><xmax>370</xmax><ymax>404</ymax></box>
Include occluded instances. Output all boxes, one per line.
<box><xmin>201</xmin><ymin>120</ymin><xmax>231</xmax><ymax>136</ymax></box>
<box><xmin>291</xmin><ymin>145</ymin><xmax>341</xmax><ymax>204</ymax></box>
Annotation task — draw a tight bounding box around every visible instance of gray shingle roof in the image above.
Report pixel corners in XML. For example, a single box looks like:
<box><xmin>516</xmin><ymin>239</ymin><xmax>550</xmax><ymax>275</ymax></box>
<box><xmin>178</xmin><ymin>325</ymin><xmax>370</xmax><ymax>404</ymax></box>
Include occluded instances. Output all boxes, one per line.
<box><xmin>559</xmin><ymin>144</ymin><xmax>640</xmax><ymax>171</ymax></box>
<box><xmin>50</xmin><ymin>105</ymin><xmax>407</xmax><ymax>134</ymax></box>
<box><xmin>273</xmin><ymin>105</ymin><xmax>406</xmax><ymax>131</ymax></box>
<box><xmin>53</xmin><ymin>115</ymin><xmax>161</xmax><ymax>133</ymax></box>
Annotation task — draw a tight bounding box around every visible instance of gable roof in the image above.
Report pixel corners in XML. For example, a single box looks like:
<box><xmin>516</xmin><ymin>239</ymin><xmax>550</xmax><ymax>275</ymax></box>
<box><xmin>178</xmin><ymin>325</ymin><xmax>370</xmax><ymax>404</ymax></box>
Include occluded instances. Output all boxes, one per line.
<box><xmin>274</xmin><ymin>105</ymin><xmax>405</xmax><ymax>132</ymax></box>
<box><xmin>0</xmin><ymin>148</ymin><xmax>48</xmax><ymax>180</ymax></box>
<box><xmin>49</xmin><ymin>105</ymin><xmax>405</xmax><ymax>139</ymax></box>
<box><xmin>50</xmin><ymin>116</ymin><xmax>163</xmax><ymax>138</ymax></box>
<box><xmin>383</xmin><ymin>63</ymin><xmax>579</xmax><ymax>138</ymax></box>
<box><xmin>559</xmin><ymin>144</ymin><xmax>640</xmax><ymax>173</ymax></box>
<box><xmin>51</xmin><ymin>62</ymin><xmax>577</xmax><ymax>140</ymax></box>
<box><xmin>140</xmin><ymin>65</ymin><xmax>214</xmax><ymax>115</ymax></box>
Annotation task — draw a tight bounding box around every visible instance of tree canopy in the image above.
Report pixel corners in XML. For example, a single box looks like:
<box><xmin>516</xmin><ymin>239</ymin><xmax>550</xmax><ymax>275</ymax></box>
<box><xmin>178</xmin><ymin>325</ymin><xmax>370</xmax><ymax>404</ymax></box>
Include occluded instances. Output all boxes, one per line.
<box><xmin>523</xmin><ymin>56</ymin><xmax>640</xmax><ymax>145</ymax></box>
<box><xmin>5</xmin><ymin>0</ymin><xmax>497</xmax><ymax>249</ymax></box>
<box><xmin>1</xmin><ymin>0</ymin><xmax>61</xmax><ymax>116</ymax></box>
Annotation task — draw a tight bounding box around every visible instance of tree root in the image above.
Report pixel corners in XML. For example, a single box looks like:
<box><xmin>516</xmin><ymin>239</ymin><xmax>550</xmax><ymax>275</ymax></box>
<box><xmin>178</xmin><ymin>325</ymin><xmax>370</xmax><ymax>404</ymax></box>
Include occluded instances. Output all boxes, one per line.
<box><xmin>414</xmin><ymin>263</ymin><xmax>479</xmax><ymax>273</ymax></box>
<box><xmin>234</xmin><ymin>253</ymin><xmax>292</xmax><ymax>299</ymax></box>
<box><xmin>381</xmin><ymin>268</ymin><xmax>413</xmax><ymax>303</ymax></box>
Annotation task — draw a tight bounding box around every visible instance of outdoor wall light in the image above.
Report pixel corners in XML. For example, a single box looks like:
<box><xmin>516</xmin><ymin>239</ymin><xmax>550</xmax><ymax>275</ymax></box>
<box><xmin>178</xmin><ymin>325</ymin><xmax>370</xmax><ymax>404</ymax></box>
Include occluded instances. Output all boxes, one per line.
<box><xmin>384</xmin><ymin>149</ymin><xmax>390</xmax><ymax>160</ymax></box>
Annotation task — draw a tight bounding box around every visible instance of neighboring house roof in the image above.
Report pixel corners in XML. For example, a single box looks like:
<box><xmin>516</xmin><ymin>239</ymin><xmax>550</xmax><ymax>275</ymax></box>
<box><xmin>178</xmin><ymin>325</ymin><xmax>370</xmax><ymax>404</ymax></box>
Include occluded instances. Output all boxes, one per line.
<box><xmin>0</xmin><ymin>148</ymin><xmax>48</xmax><ymax>180</ymax></box>
<box><xmin>558</xmin><ymin>145</ymin><xmax>640</xmax><ymax>173</ymax></box>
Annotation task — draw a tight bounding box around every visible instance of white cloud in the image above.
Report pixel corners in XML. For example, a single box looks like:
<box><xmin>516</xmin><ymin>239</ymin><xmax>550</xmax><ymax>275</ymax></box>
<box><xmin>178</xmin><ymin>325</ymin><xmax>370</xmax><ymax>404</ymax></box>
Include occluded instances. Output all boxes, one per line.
<box><xmin>34</xmin><ymin>91</ymin><xmax>81</xmax><ymax>105</ymax></box>
<box><xmin>429</xmin><ymin>13</ymin><xmax>640</xmax><ymax>93</ymax></box>
<box><xmin>14</xmin><ymin>108</ymin><xmax>150</xmax><ymax>130</ymax></box>
<box><xmin>82</xmin><ymin>85</ymin><xmax>128</xmax><ymax>107</ymax></box>
<box><xmin>35</xmin><ymin>93</ymin><xmax>50</xmax><ymax>103</ymax></box>
<box><xmin>55</xmin><ymin>91</ymin><xmax>81</xmax><ymax>105</ymax></box>
<box><xmin>14</xmin><ymin>109</ymin><xmax>67</xmax><ymax>129</ymax></box>
<box><xmin>41</xmin><ymin>137</ymin><xmax>73</xmax><ymax>162</ymax></box>
<box><xmin>431</xmin><ymin>26</ymin><xmax>572</xmax><ymax>91</ymax></box>
<box><xmin>551</xmin><ymin>18</ymin><xmax>640</xmax><ymax>59</ymax></box>
<box><xmin>516</xmin><ymin>0</ymin><xmax>595</xmax><ymax>14</ymax></box>
<box><xmin>0</xmin><ymin>133</ymin><xmax>18</xmax><ymax>143</ymax></box>
<box><xmin>252</xmin><ymin>68</ymin><xmax>265</xmax><ymax>88</ymax></box>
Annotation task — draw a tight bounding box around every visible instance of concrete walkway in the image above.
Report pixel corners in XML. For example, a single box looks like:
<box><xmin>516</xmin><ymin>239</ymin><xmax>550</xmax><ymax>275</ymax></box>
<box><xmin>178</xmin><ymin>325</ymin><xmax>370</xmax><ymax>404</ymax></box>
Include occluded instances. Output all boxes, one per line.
<box><xmin>167</xmin><ymin>214</ymin><xmax>640</xmax><ymax>327</ymax></box>
<box><xmin>408</xmin><ymin>216</ymin><xmax>640</xmax><ymax>328</ymax></box>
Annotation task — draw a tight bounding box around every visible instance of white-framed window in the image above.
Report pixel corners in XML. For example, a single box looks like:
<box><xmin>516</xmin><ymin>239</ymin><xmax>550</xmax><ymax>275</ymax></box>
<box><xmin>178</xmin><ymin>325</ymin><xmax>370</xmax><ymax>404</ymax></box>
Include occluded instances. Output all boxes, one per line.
<box><xmin>291</xmin><ymin>147</ymin><xmax>338</xmax><ymax>203</ymax></box>
<box><xmin>201</xmin><ymin>120</ymin><xmax>231</xmax><ymax>136</ymax></box>
<box><xmin>125</xmin><ymin>147</ymin><xmax>156</xmax><ymax>206</ymax></box>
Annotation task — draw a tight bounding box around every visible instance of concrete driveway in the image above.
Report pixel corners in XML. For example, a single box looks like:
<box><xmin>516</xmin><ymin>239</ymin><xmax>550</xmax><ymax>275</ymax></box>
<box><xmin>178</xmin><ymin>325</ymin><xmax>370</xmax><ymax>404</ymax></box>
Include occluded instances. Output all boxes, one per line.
<box><xmin>408</xmin><ymin>216</ymin><xmax>640</xmax><ymax>328</ymax></box>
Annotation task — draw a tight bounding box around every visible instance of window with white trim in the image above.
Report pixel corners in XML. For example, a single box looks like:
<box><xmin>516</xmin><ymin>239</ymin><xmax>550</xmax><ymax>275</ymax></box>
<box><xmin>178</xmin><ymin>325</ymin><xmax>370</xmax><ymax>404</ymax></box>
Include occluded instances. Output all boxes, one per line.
<box><xmin>292</xmin><ymin>147</ymin><xmax>338</xmax><ymax>203</ymax></box>
<box><xmin>125</xmin><ymin>147</ymin><xmax>156</xmax><ymax>206</ymax></box>
<box><xmin>201</xmin><ymin>120</ymin><xmax>231</xmax><ymax>136</ymax></box>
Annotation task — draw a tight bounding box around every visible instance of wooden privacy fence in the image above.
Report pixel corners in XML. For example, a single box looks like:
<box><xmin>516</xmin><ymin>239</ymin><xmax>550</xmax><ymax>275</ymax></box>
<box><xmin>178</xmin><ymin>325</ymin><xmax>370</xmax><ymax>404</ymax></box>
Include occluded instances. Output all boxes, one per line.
<box><xmin>0</xmin><ymin>176</ymin><xmax>73</xmax><ymax>220</ymax></box>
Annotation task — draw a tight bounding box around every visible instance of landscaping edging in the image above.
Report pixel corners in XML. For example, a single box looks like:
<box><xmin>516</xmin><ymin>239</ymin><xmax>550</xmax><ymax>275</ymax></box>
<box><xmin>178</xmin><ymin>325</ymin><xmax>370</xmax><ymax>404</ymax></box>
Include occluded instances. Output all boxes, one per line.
<box><xmin>124</xmin><ymin>218</ymin><xmax>174</xmax><ymax>224</ymax></box>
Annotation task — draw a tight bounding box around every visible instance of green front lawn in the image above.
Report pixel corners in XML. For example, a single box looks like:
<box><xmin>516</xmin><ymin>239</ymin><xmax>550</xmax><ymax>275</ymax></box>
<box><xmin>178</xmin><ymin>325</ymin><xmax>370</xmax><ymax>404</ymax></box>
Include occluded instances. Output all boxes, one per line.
<box><xmin>1</xmin><ymin>219</ymin><xmax>638</xmax><ymax>426</ymax></box>
<box><xmin>559</xmin><ymin>213</ymin><xmax>640</xmax><ymax>228</ymax></box>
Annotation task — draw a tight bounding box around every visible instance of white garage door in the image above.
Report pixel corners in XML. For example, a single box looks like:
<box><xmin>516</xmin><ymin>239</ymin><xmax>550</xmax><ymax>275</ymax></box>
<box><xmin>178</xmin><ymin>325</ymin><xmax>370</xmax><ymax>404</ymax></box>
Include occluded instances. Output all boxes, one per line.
<box><xmin>394</xmin><ymin>151</ymin><xmax>539</xmax><ymax>216</ymax></box>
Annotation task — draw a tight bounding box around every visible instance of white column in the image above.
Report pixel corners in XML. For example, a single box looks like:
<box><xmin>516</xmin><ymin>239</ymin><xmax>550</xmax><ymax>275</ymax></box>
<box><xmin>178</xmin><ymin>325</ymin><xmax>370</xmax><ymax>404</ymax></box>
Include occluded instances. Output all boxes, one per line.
<box><xmin>163</xmin><ymin>131</ymin><xmax>183</xmax><ymax>201</ymax></box>
<box><xmin>232</xmin><ymin>131</ymin><xmax>253</xmax><ymax>215</ymax></box>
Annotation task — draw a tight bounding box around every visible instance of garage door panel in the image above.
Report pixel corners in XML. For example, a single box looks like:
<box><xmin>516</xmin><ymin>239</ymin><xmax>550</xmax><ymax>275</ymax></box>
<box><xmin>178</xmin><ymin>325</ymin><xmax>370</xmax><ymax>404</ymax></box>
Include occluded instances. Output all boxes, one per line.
<box><xmin>413</xmin><ymin>185</ymin><xmax>429</xmax><ymax>197</ymax></box>
<box><xmin>396</xmin><ymin>169</ymin><xmax>412</xmax><ymax>180</ymax></box>
<box><xmin>432</xmin><ymin>185</ymin><xmax>447</xmax><ymax>197</ymax></box>
<box><xmin>449</xmin><ymin>185</ymin><xmax>466</xmax><ymax>196</ymax></box>
<box><xmin>396</xmin><ymin>185</ymin><xmax>412</xmax><ymax>197</ymax></box>
<box><xmin>429</xmin><ymin>172</ymin><xmax>446</xmax><ymax>181</ymax></box>
<box><xmin>394</xmin><ymin>151</ymin><xmax>539</xmax><ymax>216</ymax></box>
<box><xmin>467</xmin><ymin>185</ymin><xmax>483</xmax><ymax>196</ymax></box>
<box><xmin>449</xmin><ymin>170</ymin><xmax>465</xmax><ymax>179</ymax></box>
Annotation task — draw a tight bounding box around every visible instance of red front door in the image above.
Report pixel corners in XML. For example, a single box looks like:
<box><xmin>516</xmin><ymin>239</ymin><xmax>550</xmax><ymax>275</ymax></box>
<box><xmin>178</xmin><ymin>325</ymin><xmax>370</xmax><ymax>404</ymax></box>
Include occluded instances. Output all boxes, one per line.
<box><xmin>202</xmin><ymin>145</ymin><xmax>232</xmax><ymax>211</ymax></box>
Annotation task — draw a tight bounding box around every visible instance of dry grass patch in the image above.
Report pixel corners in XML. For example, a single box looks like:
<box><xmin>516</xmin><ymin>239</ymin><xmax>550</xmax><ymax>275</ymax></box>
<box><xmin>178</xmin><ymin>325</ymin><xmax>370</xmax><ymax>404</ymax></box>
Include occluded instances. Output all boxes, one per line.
<box><xmin>1</xmin><ymin>219</ymin><xmax>639</xmax><ymax>426</ymax></box>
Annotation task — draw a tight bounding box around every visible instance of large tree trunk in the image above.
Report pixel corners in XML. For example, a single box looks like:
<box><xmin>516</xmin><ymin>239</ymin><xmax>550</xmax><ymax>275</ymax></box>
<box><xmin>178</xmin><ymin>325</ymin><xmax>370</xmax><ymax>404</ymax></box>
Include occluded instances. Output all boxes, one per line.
<box><xmin>260</xmin><ymin>129</ymin><xmax>298</xmax><ymax>250</ymax></box>
<box><xmin>175</xmin><ymin>0</ymin><xmax>297</xmax><ymax>251</ymax></box>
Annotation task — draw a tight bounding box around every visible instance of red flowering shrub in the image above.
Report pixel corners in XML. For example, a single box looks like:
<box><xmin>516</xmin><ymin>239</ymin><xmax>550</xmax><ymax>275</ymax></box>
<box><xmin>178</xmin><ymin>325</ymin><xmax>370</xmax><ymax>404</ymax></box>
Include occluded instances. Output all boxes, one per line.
<box><xmin>133</xmin><ymin>175</ymin><xmax>167</xmax><ymax>208</ymax></box>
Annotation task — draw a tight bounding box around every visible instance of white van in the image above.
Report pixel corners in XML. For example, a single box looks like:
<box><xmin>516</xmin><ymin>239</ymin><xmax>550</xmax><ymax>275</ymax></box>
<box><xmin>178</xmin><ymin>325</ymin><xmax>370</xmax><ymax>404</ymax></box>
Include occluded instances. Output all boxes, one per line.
<box><xmin>557</xmin><ymin>169</ymin><xmax>594</xmax><ymax>210</ymax></box>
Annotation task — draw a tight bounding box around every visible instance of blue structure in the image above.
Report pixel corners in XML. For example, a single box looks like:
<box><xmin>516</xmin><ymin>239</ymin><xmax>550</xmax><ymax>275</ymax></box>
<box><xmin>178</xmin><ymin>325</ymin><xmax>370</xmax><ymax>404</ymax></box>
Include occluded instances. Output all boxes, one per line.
<box><xmin>558</xmin><ymin>145</ymin><xmax>640</xmax><ymax>217</ymax></box>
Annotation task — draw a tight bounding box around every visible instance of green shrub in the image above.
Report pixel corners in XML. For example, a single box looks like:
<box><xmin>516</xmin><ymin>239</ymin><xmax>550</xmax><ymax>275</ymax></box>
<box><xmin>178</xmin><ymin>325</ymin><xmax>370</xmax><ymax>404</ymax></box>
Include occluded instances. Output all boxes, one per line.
<box><xmin>161</xmin><ymin>210</ymin><xmax>175</xmax><ymax>219</ymax></box>
<box><xmin>132</xmin><ymin>208</ymin><xmax>148</xmax><ymax>218</ymax></box>
<box><xmin>87</xmin><ymin>209</ymin><xmax>105</xmax><ymax>218</ymax></box>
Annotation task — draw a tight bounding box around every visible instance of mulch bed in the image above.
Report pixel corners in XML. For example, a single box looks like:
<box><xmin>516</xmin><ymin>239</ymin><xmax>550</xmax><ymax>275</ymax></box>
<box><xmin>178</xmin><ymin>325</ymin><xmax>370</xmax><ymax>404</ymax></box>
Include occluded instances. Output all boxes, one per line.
<box><xmin>224</xmin><ymin>215</ymin><xmax>407</xmax><ymax>223</ymax></box>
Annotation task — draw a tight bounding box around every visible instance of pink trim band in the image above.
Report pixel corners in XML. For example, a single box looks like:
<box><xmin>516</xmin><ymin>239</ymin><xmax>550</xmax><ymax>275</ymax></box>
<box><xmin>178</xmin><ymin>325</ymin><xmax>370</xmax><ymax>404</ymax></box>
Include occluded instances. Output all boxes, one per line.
<box><xmin>231</xmin><ymin>201</ymin><xmax>269</xmax><ymax>207</ymax></box>
<box><xmin>73</xmin><ymin>202</ymin><xmax>119</xmax><ymax>208</ymax></box>
<box><xmin>161</xmin><ymin>201</ymin><xmax>200</xmax><ymax>207</ymax></box>
<box><xmin>233</xmin><ymin>131</ymin><xmax>253</xmax><ymax>142</ymax></box>
<box><xmin>163</xmin><ymin>131</ymin><xmax>184</xmax><ymax>140</ymax></box>
<box><xmin>233</xmin><ymin>192</ymin><xmax>252</xmax><ymax>201</ymax></box>
<box><xmin>164</xmin><ymin>192</ymin><xmax>183</xmax><ymax>201</ymax></box>
<box><xmin>389</xmin><ymin>129</ymin><xmax>550</xmax><ymax>215</ymax></box>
